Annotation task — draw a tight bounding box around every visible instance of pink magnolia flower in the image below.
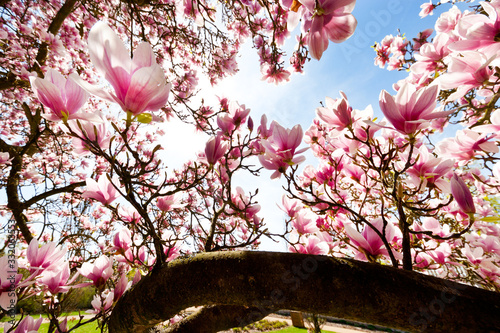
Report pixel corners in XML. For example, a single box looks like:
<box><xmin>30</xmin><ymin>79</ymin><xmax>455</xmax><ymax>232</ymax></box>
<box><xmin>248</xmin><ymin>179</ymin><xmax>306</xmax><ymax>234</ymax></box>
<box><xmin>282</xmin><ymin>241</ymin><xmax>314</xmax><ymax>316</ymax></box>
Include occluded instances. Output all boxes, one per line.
<box><xmin>71</xmin><ymin>22</ymin><xmax>171</xmax><ymax>116</ymax></box>
<box><xmin>315</xmin><ymin>163</ymin><xmax>337</xmax><ymax>186</ymax></box>
<box><xmin>478</xmin><ymin>235</ymin><xmax>500</xmax><ymax>254</ymax></box>
<box><xmin>181</xmin><ymin>0</ymin><xmax>204</xmax><ymax>25</ymax></box>
<box><xmin>119</xmin><ymin>206</ymin><xmax>141</xmax><ymax>224</ymax></box>
<box><xmin>292</xmin><ymin>210</ymin><xmax>319</xmax><ymax>235</ymax></box>
<box><xmin>316</xmin><ymin>91</ymin><xmax>354</xmax><ymax>130</ymax></box>
<box><xmin>217</xmin><ymin>101</ymin><xmax>251</xmax><ymax>134</ymax></box>
<box><xmin>414</xmin><ymin>252</ymin><xmax>433</xmax><ymax>268</ymax></box>
<box><xmin>374</xmin><ymin>35</ymin><xmax>393</xmax><ymax>68</ymax></box>
<box><xmin>164</xmin><ymin>244</ymin><xmax>181</xmax><ymax>262</ymax></box>
<box><xmin>428</xmin><ymin>242</ymin><xmax>452</xmax><ymax>265</ymax></box>
<box><xmin>436</xmin><ymin>51</ymin><xmax>495</xmax><ymax>101</ymax></box>
<box><xmin>39</xmin><ymin>261</ymin><xmax>73</xmax><ymax>294</ymax></box>
<box><xmin>477</xmin><ymin>259</ymin><xmax>500</xmax><ymax>282</ymax></box>
<box><xmin>90</xmin><ymin>292</ymin><xmax>114</xmax><ymax>314</ymax></box>
<box><xmin>419</xmin><ymin>1</ymin><xmax>434</xmax><ymax>18</ymax></box>
<box><xmin>437</xmin><ymin>129</ymin><xmax>498</xmax><ymax>162</ymax></box>
<box><xmin>301</xmin><ymin>0</ymin><xmax>357</xmax><ymax>60</ymax></box>
<box><xmin>204</xmin><ymin>133</ymin><xmax>229</xmax><ymax>165</ymax></box>
<box><xmin>462</xmin><ymin>244</ymin><xmax>484</xmax><ymax>266</ymax></box>
<box><xmin>259</xmin><ymin>121</ymin><xmax>308</xmax><ymax>179</ymax></box>
<box><xmin>291</xmin><ymin>235</ymin><xmax>329</xmax><ymax>255</ymax></box>
<box><xmin>414</xmin><ymin>217</ymin><xmax>449</xmax><ymax>239</ymax></box>
<box><xmin>27</xmin><ymin>239</ymin><xmax>67</xmax><ymax>273</ymax></box>
<box><xmin>450</xmin><ymin>1</ymin><xmax>500</xmax><ymax>57</ymax></box>
<box><xmin>157</xmin><ymin>192</ymin><xmax>187</xmax><ymax>212</ymax></box>
<box><xmin>406</xmin><ymin>146</ymin><xmax>453</xmax><ymax>191</ymax></box>
<box><xmin>412</xmin><ymin>28</ymin><xmax>434</xmax><ymax>51</ymax></box>
<box><xmin>56</xmin><ymin>318</ymin><xmax>68</xmax><ymax>333</ymax></box>
<box><xmin>279</xmin><ymin>195</ymin><xmax>301</xmax><ymax>217</ymax></box>
<box><xmin>391</xmin><ymin>35</ymin><xmax>408</xmax><ymax>58</ymax></box>
<box><xmin>116</xmin><ymin>245</ymin><xmax>148</xmax><ymax>266</ymax></box>
<box><xmin>379</xmin><ymin>82</ymin><xmax>450</xmax><ymax>135</ymax></box>
<box><xmin>174</xmin><ymin>70</ymin><xmax>198</xmax><ymax>99</ymax></box>
<box><xmin>78</xmin><ymin>255</ymin><xmax>113</xmax><ymax>287</ymax></box>
<box><xmin>410</xmin><ymin>33</ymin><xmax>451</xmax><ymax>75</ymax></box>
<box><xmin>450</xmin><ymin>173</ymin><xmax>476</xmax><ymax>214</ymax></box>
<box><xmin>30</xmin><ymin>69</ymin><xmax>90</xmax><ymax>122</ymax></box>
<box><xmin>82</xmin><ymin>175</ymin><xmax>120</xmax><ymax>205</ymax></box>
<box><xmin>113</xmin><ymin>273</ymin><xmax>131</xmax><ymax>301</ymax></box>
<box><xmin>216</xmin><ymin>114</ymin><xmax>236</xmax><ymax>134</ymax></box>
<box><xmin>227</xmin><ymin>186</ymin><xmax>261</xmax><ymax>221</ymax></box>
<box><xmin>39</xmin><ymin>31</ymin><xmax>64</xmax><ymax>56</ymax></box>
<box><xmin>261</xmin><ymin>65</ymin><xmax>291</xmax><ymax>84</ymax></box>
<box><xmin>435</xmin><ymin>5</ymin><xmax>462</xmax><ymax>34</ymax></box>
<box><xmin>132</xmin><ymin>269</ymin><xmax>142</xmax><ymax>285</ymax></box>
<box><xmin>257</xmin><ymin>114</ymin><xmax>274</xmax><ymax>139</ymax></box>
<box><xmin>0</xmin><ymin>152</ymin><xmax>12</xmax><ymax>165</ymax></box>
<box><xmin>112</xmin><ymin>228</ymin><xmax>132</xmax><ymax>253</ymax></box>
<box><xmin>4</xmin><ymin>315</ymin><xmax>43</xmax><ymax>333</ymax></box>
<box><xmin>68</xmin><ymin>119</ymin><xmax>110</xmax><ymax>155</ymax></box>
<box><xmin>342</xmin><ymin>163</ymin><xmax>367</xmax><ymax>185</ymax></box>
<box><xmin>345</xmin><ymin>219</ymin><xmax>401</xmax><ymax>261</ymax></box>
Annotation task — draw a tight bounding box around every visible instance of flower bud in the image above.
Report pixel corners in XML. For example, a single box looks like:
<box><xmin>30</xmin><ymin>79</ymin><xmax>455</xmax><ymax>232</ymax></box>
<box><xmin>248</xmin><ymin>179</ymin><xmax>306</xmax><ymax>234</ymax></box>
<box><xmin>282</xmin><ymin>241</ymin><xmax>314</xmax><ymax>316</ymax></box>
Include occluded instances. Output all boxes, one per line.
<box><xmin>450</xmin><ymin>174</ymin><xmax>475</xmax><ymax>214</ymax></box>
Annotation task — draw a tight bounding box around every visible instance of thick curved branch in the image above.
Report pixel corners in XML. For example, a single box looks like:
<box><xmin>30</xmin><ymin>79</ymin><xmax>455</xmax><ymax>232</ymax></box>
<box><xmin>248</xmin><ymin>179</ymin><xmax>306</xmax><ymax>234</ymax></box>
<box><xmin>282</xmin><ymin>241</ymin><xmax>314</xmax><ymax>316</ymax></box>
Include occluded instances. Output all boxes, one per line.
<box><xmin>109</xmin><ymin>251</ymin><xmax>500</xmax><ymax>333</ymax></box>
<box><xmin>156</xmin><ymin>305</ymin><xmax>271</xmax><ymax>333</ymax></box>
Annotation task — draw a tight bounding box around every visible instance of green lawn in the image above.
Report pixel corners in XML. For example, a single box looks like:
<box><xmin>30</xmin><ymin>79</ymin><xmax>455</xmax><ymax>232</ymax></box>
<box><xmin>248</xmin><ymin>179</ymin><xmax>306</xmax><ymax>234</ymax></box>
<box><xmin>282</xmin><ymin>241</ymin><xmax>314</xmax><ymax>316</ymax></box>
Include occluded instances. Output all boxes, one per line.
<box><xmin>2</xmin><ymin>317</ymin><xmax>338</xmax><ymax>333</ymax></box>
<box><xmin>29</xmin><ymin>320</ymin><xmax>99</xmax><ymax>333</ymax></box>
<box><xmin>1</xmin><ymin>316</ymin><xmax>99</xmax><ymax>333</ymax></box>
<box><xmin>1</xmin><ymin>311</ymin><xmax>87</xmax><ymax>322</ymax></box>
<box><xmin>1</xmin><ymin>323</ymin><xmax>337</xmax><ymax>333</ymax></box>
<box><xmin>275</xmin><ymin>328</ymin><xmax>337</xmax><ymax>333</ymax></box>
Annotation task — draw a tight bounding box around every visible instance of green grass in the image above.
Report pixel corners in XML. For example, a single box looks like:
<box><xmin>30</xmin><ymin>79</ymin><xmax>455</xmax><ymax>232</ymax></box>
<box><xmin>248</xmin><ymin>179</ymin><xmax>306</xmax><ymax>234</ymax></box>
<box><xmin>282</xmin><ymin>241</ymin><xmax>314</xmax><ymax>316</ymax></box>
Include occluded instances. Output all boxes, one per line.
<box><xmin>29</xmin><ymin>320</ymin><xmax>99</xmax><ymax>333</ymax></box>
<box><xmin>275</xmin><ymin>328</ymin><xmax>337</xmax><ymax>333</ymax></box>
<box><xmin>1</xmin><ymin>317</ymin><xmax>337</xmax><ymax>333</ymax></box>
<box><xmin>1</xmin><ymin>311</ymin><xmax>88</xmax><ymax>322</ymax></box>
<box><xmin>232</xmin><ymin>319</ymin><xmax>289</xmax><ymax>332</ymax></box>
<box><xmin>1</xmin><ymin>315</ymin><xmax>99</xmax><ymax>333</ymax></box>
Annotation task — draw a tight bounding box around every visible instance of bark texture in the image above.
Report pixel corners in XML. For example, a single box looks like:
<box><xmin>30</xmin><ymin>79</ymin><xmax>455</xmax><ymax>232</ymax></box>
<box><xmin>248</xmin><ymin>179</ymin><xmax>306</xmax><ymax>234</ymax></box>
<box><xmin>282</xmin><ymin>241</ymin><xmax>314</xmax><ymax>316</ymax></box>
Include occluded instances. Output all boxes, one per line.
<box><xmin>157</xmin><ymin>305</ymin><xmax>271</xmax><ymax>333</ymax></box>
<box><xmin>109</xmin><ymin>251</ymin><xmax>500</xmax><ymax>333</ymax></box>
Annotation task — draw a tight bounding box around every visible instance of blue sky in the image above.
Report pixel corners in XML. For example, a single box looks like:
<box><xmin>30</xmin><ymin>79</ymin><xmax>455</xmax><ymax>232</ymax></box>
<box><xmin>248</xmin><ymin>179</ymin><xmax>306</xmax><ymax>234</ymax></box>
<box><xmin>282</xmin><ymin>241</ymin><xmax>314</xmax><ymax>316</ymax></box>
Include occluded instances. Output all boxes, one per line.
<box><xmin>211</xmin><ymin>0</ymin><xmax>473</xmax><ymax>126</ymax></box>
<box><xmin>162</xmin><ymin>0</ymin><xmax>475</xmax><ymax>251</ymax></box>
<box><xmin>165</xmin><ymin>1</ymin><xmax>475</xmax><ymax>158</ymax></box>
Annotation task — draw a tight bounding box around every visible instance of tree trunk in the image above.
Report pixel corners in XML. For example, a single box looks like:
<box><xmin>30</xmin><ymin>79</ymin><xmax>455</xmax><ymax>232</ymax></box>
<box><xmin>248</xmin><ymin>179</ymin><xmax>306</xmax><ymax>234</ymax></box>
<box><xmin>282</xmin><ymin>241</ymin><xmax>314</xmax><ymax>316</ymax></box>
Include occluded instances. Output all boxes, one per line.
<box><xmin>109</xmin><ymin>251</ymin><xmax>500</xmax><ymax>333</ymax></box>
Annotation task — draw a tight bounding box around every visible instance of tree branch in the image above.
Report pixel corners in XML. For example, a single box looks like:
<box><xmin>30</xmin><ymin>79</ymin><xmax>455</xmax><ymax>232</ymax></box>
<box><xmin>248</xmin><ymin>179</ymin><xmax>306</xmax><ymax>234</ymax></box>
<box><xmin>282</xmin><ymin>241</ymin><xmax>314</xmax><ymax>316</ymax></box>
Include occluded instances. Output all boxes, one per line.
<box><xmin>109</xmin><ymin>251</ymin><xmax>500</xmax><ymax>333</ymax></box>
<box><xmin>1</xmin><ymin>0</ymin><xmax>79</xmax><ymax>90</ymax></box>
<box><xmin>155</xmin><ymin>305</ymin><xmax>271</xmax><ymax>333</ymax></box>
<box><xmin>31</xmin><ymin>0</ymin><xmax>79</xmax><ymax>76</ymax></box>
<box><xmin>0</xmin><ymin>73</ymin><xmax>30</xmax><ymax>91</ymax></box>
<box><xmin>22</xmin><ymin>181</ymin><xmax>85</xmax><ymax>208</ymax></box>
<box><xmin>2</xmin><ymin>137</ymin><xmax>33</xmax><ymax>243</ymax></box>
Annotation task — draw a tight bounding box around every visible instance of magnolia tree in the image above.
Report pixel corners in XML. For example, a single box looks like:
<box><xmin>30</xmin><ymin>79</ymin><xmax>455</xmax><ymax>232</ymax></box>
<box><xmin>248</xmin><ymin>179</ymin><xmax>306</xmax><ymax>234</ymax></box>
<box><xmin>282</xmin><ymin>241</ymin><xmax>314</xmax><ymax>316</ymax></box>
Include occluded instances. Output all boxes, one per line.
<box><xmin>1</xmin><ymin>0</ymin><xmax>500</xmax><ymax>332</ymax></box>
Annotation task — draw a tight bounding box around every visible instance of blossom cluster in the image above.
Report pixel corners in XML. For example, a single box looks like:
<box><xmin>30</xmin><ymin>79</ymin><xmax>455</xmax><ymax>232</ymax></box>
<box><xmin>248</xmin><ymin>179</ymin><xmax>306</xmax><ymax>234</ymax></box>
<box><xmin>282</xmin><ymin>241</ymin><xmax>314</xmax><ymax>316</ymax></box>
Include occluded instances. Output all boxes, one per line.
<box><xmin>3</xmin><ymin>1</ymin><xmax>500</xmax><ymax>332</ymax></box>
<box><xmin>280</xmin><ymin>1</ymin><xmax>500</xmax><ymax>289</ymax></box>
